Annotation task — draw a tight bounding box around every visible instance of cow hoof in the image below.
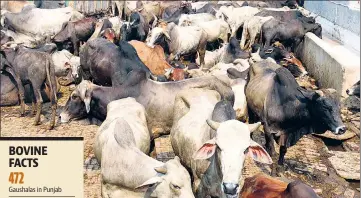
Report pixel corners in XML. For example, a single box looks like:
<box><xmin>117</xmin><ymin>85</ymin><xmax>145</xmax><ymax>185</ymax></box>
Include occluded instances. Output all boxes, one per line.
<box><xmin>47</xmin><ymin>125</ymin><xmax>54</xmax><ymax>130</ymax></box>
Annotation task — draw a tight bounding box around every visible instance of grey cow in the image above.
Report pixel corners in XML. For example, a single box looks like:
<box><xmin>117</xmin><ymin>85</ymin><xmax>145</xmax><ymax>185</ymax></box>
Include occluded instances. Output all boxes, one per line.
<box><xmin>94</xmin><ymin>98</ymin><xmax>194</xmax><ymax>198</ymax></box>
<box><xmin>2</xmin><ymin>46</ymin><xmax>57</xmax><ymax>129</ymax></box>
<box><xmin>171</xmin><ymin>89</ymin><xmax>272</xmax><ymax>198</ymax></box>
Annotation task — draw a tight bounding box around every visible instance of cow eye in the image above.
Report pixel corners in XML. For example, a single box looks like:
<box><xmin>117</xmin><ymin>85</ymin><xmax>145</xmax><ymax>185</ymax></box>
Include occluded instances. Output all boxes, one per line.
<box><xmin>71</xmin><ymin>95</ymin><xmax>78</xmax><ymax>100</ymax></box>
<box><xmin>171</xmin><ymin>184</ymin><xmax>181</xmax><ymax>190</ymax></box>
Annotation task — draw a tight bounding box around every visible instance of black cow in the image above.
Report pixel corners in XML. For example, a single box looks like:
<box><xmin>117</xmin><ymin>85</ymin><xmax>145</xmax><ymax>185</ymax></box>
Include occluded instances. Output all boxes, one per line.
<box><xmin>261</xmin><ymin>19</ymin><xmax>305</xmax><ymax>51</ymax></box>
<box><xmin>53</xmin><ymin>17</ymin><xmax>97</xmax><ymax>56</ymax></box>
<box><xmin>79</xmin><ymin>38</ymin><xmax>150</xmax><ymax>86</ymax></box>
<box><xmin>162</xmin><ymin>3</ymin><xmax>193</xmax><ymax>23</ymax></box>
<box><xmin>120</xmin><ymin>12</ymin><xmax>149</xmax><ymax>42</ymax></box>
<box><xmin>246</xmin><ymin>60</ymin><xmax>346</xmax><ymax>172</ymax></box>
<box><xmin>2</xmin><ymin>46</ymin><xmax>57</xmax><ymax>129</ymax></box>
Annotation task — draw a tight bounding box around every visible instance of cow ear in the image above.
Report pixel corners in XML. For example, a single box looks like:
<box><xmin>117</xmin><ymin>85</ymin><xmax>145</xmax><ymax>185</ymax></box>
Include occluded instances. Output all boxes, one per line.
<box><xmin>84</xmin><ymin>90</ymin><xmax>92</xmax><ymax>114</ymax></box>
<box><xmin>193</xmin><ymin>138</ymin><xmax>217</xmax><ymax>160</ymax></box>
<box><xmin>246</xmin><ymin>140</ymin><xmax>273</xmax><ymax>165</ymax></box>
<box><xmin>136</xmin><ymin>177</ymin><xmax>163</xmax><ymax>189</ymax></box>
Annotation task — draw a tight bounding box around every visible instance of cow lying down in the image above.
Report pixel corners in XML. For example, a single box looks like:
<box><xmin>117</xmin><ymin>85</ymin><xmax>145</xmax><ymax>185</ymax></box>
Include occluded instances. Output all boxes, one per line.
<box><xmin>94</xmin><ymin>98</ymin><xmax>194</xmax><ymax>198</ymax></box>
<box><xmin>171</xmin><ymin>91</ymin><xmax>272</xmax><ymax>198</ymax></box>
<box><xmin>60</xmin><ymin>70</ymin><xmax>234</xmax><ymax>137</ymax></box>
<box><xmin>240</xmin><ymin>173</ymin><xmax>319</xmax><ymax>198</ymax></box>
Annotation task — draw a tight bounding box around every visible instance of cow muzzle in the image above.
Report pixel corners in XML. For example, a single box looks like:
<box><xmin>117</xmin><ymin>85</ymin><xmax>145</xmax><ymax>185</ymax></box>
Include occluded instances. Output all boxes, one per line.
<box><xmin>146</xmin><ymin>42</ymin><xmax>155</xmax><ymax>48</ymax></box>
<box><xmin>334</xmin><ymin>126</ymin><xmax>346</xmax><ymax>135</ymax></box>
<box><xmin>59</xmin><ymin>112</ymin><xmax>70</xmax><ymax>123</ymax></box>
<box><xmin>222</xmin><ymin>183</ymin><xmax>239</xmax><ymax>197</ymax></box>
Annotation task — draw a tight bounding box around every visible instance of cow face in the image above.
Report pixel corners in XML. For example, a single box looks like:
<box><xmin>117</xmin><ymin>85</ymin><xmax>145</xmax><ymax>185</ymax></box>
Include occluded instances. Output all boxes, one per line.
<box><xmin>193</xmin><ymin>120</ymin><xmax>272</xmax><ymax>198</ymax></box>
<box><xmin>146</xmin><ymin>27</ymin><xmax>170</xmax><ymax>48</ymax></box>
<box><xmin>300</xmin><ymin>88</ymin><xmax>346</xmax><ymax>135</ymax></box>
<box><xmin>129</xmin><ymin>12</ymin><xmax>141</xmax><ymax>28</ymax></box>
<box><xmin>136</xmin><ymin>157</ymin><xmax>194</xmax><ymax>198</ymax></box>
<box><xmin>59</xmin><ymin>80</ymin><xmax>92</xmax><ymax>123</ymax></box>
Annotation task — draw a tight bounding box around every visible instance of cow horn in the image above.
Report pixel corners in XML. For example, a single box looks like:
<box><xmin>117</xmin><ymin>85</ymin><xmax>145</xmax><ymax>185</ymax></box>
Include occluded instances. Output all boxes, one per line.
<box><xmin>206</xmin><ymin>119</ymin><xmax>220</xmax><ymax>130</ymax></box>
<box><xmin>163</xmin><ymin>31</ymin><xmax>171</xmax><ymax>40</ymax></box>
<box><xmin>164</xmin><ymin>68</ymin><xmax>173</xmax><ymax>79</ymax></box>
<box><xmin>152</xmin><ymin>13</ymin><xmax>158</xmax><ymax>28</ymax></box>
<box><xmin>183</xmin><ymin>66</ymin><xmax>188</xmax><ymax>72</ymax></box>
<box><xmin>150</xmin><ymin>73</ymin><xmax>158</xmax><ymax>81</ymax></box>
<box><xmin>154</xmin><ymin>166</ymin><xmax>167</xmax><ymax>174</ymax></box>
<box><xmin>174</xmin><ymin>156</ymin><xmax>180</xmax><ymax>162</ymax></box>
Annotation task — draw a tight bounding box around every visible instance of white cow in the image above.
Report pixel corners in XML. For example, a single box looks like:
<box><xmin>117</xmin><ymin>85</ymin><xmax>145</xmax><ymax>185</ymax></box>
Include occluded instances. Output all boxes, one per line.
<box><xmin>215</xmin><ymin>6</ymin><xmax>260</xmax><ymax>37</ymax></box>
<box><xmin>171</xmin><ymin>88</ymin><xmax>272</xmax><ymax>198</ymax></box>
<box><xmin>94</xmin><ymin>98</ymin><xmax>194</xmax><ymax>198</ymax></box>
<box><xmin>3</xmin><ymin>6</ymin><xmax>83</xmax><ymax>37</ymax></box>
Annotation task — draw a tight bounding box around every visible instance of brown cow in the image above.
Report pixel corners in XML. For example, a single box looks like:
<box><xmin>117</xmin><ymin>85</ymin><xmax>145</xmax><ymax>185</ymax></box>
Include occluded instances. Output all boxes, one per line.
<box><xmin>240</xmin><ymin>173</ymin><xmax>319</xmax><ymax>198</ymax></box>
<box><xmin>128</xmin><ymin>40</ymin><xmax>171</xmax><ymax>75</ymax></box>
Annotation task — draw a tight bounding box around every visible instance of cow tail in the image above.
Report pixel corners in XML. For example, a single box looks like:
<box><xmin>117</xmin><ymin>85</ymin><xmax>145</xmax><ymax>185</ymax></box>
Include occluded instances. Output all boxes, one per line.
<box><xmin>45</xmin><ymin>56</ymin><xmax>57</xmax><ymax>101</ymax></box>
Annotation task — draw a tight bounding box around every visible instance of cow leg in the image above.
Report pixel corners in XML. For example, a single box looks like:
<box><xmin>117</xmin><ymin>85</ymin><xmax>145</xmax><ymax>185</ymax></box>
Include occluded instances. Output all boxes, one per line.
<box><xmin>264</xmin><ymin>127</ymin><xmax>275</xmax><ymax>157</ymax></box>
<box><xmin>47</xmin><ymin>82</ymin><xmax>57</xmax><ymax>130</ymax></box>
<box><xmin>6</xmin><ymin>67</ymin><xmax>25</xmax><ymax>116</ymax></box>
<box><xmin>278</xmin><ymin>146</ymin><xmax>287</xmax><ymax>165</ymax></box>
<box><xmin>71</xmin><ymin>36</ymin><xmax>79</xmax><ymax>56</ymax></box>
<box><xmin>31</xmin><ymin>84</ymin><xmax>37</xmax><ymax>116</ymax></box>
<box><xmin>33</xmin><ymin>88</ymin><xmax>43</xmax><ymax>126</ymax></box>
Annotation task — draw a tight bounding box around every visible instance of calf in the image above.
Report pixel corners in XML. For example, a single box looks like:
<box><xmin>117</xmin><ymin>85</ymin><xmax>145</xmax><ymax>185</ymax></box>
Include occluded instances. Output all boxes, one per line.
<box><xmin>53</xmin><ymin>17</ymin><xmax>96</xmax><ymax>56</ymax></box>
<box><xmin>171</xmin><ymin>92</ymin><xmax>272</xmax><ymax>198</ymax></box>
<box><xmin>214</xmin><ymin>6</ymin><xmax>260</xmax><ymax>37</ymax></box>
<box><xmin>94</xmin><ymin>98</ymin><xmax>194</xmax><ymax>198</ymax></box>
<box><xmin>182</xmin><ymin>17</ymin><xmax>230</xmax><ymax>45</ymax></box>
<box><xmin>2</xmin><ymin>46</ymin><xmax>57</xmax><ymax>129</ymax></box>
<box><xmin>246</xmin><ymin>60</ymin><xmax>346</xmax><ymax>172</ymax></box>
<box><xmin>346</xmin><ymin>80</ymin><xmax>360</xmax><ymax>97</ymax></box>
<box><xmin>147</xmin><ymin>22</ymin><xmax>208</xmax><ymax>70</ymax></box>
<box><xmin>60</xmin><ymin>70</ymin><xmax>234</xmax><ymax>137</ymax></box>
<box><xmin>79</xmin><ymin>38</ymin><xmax>150</xmax><ymax>86</ymax></box>
<box><xmin>240</xmin><ymin>173</ymin><xmax>319</xmax><ymax>198</ymax></box>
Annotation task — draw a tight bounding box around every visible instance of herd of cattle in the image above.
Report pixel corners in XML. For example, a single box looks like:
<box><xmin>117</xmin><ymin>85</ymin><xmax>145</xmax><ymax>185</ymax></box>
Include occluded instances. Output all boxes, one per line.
<box><xmin>1</xmin><ymin>0</ymin><xmax>359</xmax><ymax>198</ymax></box>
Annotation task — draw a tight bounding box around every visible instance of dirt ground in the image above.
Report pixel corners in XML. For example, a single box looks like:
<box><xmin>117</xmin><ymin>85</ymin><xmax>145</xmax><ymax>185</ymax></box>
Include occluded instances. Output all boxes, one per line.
<box><xmin>1</xmin><ymin>84</ymin><xmax>360</xmax><ymax>198</ymax></box>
